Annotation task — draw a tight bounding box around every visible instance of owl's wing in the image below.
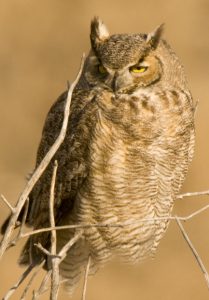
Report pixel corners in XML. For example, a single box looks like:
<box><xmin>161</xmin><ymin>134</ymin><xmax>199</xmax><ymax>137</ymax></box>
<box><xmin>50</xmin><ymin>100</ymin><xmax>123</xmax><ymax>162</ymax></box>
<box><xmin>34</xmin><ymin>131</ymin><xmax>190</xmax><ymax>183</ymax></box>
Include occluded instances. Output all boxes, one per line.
<box><xmin>26</xmin><ymin>90</ymin><xmax>70</xmax><ymax>227</ymax></box>
<box><xmin>1</xmin><ymin>87</ymin><xmax>94</xmax><ymax>238</ymax></box>
<box><xmin>28</xmin><ymin>87</ymin><xmax>96</xmax><ymax>226</ymax></box>
<box><xmin>17</xmin><ymin>86</ymin><xmax>98</xmax><ymax>265</ymax></box>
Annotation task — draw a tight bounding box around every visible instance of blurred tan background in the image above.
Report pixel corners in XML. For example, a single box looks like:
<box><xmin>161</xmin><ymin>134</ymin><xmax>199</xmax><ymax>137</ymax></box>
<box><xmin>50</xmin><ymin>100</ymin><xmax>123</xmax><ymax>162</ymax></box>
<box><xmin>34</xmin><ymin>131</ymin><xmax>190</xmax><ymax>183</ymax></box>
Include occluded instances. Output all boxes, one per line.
<box><xmin>0</xmin><ymin>0</ymin><xmax>209</xmax><ymax>299</ymax></box>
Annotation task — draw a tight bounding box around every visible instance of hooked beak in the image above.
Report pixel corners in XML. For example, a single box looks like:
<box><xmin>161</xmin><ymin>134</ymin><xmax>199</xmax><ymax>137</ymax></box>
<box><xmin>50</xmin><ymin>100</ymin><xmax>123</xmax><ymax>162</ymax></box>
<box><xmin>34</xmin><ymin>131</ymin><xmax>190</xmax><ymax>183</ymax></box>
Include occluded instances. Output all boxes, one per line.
<box><xmin>110</xmin><ymin>71</ymin><xmax>120</xmax><ymax>92</ymax></box>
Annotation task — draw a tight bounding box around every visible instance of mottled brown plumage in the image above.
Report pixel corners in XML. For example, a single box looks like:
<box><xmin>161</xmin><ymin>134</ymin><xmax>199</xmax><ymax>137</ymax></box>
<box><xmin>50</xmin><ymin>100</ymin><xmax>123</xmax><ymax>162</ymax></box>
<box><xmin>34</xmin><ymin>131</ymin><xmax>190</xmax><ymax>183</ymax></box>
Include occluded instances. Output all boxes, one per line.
<box><xmin>2</xmin><ymin>17</ymin><xmax>195</xmax><ymax>293</ymax></box>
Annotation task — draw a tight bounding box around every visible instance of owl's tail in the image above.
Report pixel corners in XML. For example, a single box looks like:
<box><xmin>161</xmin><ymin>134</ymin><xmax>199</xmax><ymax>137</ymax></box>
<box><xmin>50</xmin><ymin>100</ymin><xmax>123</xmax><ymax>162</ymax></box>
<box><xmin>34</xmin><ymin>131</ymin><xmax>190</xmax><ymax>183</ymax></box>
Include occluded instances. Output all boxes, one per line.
<box><xmin>57</xmin><ymin>229</ymin><xmax>97</xmax><ymax>295</ymax></box>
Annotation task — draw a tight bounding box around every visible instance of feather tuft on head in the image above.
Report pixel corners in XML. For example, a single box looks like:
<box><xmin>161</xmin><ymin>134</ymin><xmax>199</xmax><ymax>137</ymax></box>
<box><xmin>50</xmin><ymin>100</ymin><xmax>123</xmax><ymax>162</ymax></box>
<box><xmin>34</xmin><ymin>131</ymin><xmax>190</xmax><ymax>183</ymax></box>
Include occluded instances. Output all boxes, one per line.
<box><xmin>90</xmin><ymin>17</ymin><xmax>110</xmax><ymax>50</ymax></box>
<box><xmin>146</xmin><ymin>24</ymin><xmax>164</xmax><ymax>49</ymax></box>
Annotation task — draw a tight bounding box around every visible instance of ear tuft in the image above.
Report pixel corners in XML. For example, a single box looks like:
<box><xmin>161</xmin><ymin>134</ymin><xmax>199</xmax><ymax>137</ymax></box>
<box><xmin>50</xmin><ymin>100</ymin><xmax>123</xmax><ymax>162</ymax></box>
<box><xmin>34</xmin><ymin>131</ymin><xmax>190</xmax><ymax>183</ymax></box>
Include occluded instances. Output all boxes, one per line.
<box><xmin>146</xmin><ymin>24</ymin><xmax>164</xmax><ymax>49</ymax></box>
<box><xmin>90</xmin><ymin>17</ymin><xmax>109</xmax><ymax>49</ymax></box>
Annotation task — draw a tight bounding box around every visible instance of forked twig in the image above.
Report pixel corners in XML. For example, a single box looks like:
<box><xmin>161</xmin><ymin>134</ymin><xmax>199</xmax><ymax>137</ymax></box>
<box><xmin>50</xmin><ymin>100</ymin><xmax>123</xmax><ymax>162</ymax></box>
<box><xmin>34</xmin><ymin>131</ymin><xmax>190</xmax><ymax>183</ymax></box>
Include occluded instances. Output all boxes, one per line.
<box><xmin>34</xmin><ymin>243</ymin><xmax>60</xmax><ymax>258</ymax></box>
<box><xmin>32</xmin><ymin>229</ymin><xmax>83</xmax><ymax>299</ymax></box>
<box><xmin>175</xmin><ymin>217</ymin><xmax>209</xmax><ymax>290</ymax></box>
<box><xmin>0</xmin><ymin>54</ymin><xmax>85</xmax><ymax>259</ymax></box>
<box><xmin>33</xmin><ymin>229</ymin><xmax>83</xmax><ymax>265</ymax></box>
<box><xmin>8</xmin><ymin>198</ymin><xmax>30</xmax><ymax>249</ymax></box>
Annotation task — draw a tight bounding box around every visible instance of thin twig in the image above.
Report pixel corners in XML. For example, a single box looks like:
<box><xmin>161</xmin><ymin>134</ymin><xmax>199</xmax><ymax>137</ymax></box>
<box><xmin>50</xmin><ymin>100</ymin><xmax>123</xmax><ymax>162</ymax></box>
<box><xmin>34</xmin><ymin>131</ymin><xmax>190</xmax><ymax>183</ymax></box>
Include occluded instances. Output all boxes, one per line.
<box><xmin>20</xmin><ymin>260</ymin><xmax>45</xmax><ymax>300</ymax></box>
<box><xmin>1</xmin><ymin>194</ymin><xmax>14</xmax><ymax>212</ymax></box>
<box><xmin>175</xmin><ymin>216</ymin><xmax>209</xmax><ymax>290</ymax></box>
<box><xmin>82</xmin><ymin>255</ymin><xmax>91</xmax><ymax>300</ymax></box>
<box><xmin>180</xmin><ymin>204</ymin><xmax>209</xmax><ymax>220</ymax></box>
<box><xmin>19</xmin><ymin>198</ymin><xmax>29</xmax><ymax>234</ymax></box>
<box><xmin>2</xmin><ymin>264</ymin><xmax>35</xmax><ymax>300</ymax></box>
<box><xmin>9</xmin><ymin>198</ymin><xmax>30</xmax><ymax>247</ymax></box>
<box><xmin>21</xmin><ymin>223</ymin><xmax>123</xmax><ymax>239</ymax></box>
<box><xmin>58</xmin><ymin>229</ymin><xmax>83</xmax><ymax>264</ymax></box>
<box><xmin>177</xmin><ymin>189</ymin><xmax>209</xmax><ymax>199</ymax></box>
<box><xmin>50</xmin><ymin>161</ymin><xmax>58</xmax><ymax>255</ymax></box>
<box><xmin>0</xmin><ymin>54</ymin><xmax>85</xmax><ymax>259</ymax></box>
<box><xmin>14</xmin><ymin>203</ymin><xmax>209</xmax><ymax>241</ymax></box>
<box><xmin>32</xmin><ymin>271</ymin><xmax>52</xmax><ymax>300</ymax></box>
<box><xmin>49</xmin><ymin>161</ymin><xmax>60</xmax><ymax>300</ymax></box>
<box><xmin>34</xmin><ymin>243</ymin><xmax>61</xmax><ymax>258</ymax></box>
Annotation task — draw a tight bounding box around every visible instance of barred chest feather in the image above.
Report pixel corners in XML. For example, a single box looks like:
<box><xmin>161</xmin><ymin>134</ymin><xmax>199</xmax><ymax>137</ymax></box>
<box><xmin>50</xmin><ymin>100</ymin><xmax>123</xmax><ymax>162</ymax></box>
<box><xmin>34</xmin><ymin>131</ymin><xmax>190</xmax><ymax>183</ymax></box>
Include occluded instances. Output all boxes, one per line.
<box><xmin>67</xmin><ymin>88</ymin><xmax>194</xmax><ymax>265</ymax></box>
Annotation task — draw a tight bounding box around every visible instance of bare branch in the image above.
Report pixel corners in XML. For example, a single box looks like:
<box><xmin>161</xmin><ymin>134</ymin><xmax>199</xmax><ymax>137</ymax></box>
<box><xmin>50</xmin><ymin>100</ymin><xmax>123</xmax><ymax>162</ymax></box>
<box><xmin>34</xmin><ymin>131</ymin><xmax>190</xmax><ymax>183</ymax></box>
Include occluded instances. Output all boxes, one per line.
<box><xmin>175</xmin><ymin>217</ymin><xmax>209</xmax><ymax>290</ymax></box>
<box><xmin>0</xmin><ymin>54</ymin><xmax>85</xmax><ymax>259</ymax></box>
<box><xmin>82</xmin><ymin>255</ymin><xmax>91</xmax><ymax>300</ymax></box>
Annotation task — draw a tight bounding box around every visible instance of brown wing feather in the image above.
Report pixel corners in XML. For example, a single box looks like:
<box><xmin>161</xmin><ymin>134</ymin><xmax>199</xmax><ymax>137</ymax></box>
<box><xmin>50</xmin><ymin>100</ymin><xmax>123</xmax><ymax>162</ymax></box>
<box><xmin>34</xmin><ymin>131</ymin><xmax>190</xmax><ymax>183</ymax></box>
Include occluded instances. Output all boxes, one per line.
<box><xmin>17</xmin><ymin>86</ymin><xmax>97</xmax><ymax>265</ymax></box>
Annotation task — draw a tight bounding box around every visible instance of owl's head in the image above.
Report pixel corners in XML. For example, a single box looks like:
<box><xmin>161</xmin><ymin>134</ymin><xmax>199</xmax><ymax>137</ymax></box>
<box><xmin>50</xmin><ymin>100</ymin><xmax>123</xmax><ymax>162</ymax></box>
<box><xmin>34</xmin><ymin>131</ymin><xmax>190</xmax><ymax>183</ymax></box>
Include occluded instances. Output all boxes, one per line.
<box><xmin>84</xmin><ymin>17</ymin><xmax>187</xmax><ymax>94</ymax></box>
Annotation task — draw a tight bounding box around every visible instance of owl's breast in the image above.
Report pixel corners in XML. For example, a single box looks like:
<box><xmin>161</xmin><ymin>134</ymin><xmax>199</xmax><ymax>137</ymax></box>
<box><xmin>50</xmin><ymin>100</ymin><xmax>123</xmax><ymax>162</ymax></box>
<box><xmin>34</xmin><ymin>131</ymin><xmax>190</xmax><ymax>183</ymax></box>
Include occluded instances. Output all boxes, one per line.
<box><xmin>69</xmin><ymin>87</ymin><xmax>194</xmax><ymax>265</ymax></box>
<box><xmin>94</xmin><ymin>87</ymin><xmax>194</xmax><ymax>139</ymax></box>
<box><xmin>95</xmin><ymin>89</ymin><xmax>161</xmax><ymax>140</ymax></box>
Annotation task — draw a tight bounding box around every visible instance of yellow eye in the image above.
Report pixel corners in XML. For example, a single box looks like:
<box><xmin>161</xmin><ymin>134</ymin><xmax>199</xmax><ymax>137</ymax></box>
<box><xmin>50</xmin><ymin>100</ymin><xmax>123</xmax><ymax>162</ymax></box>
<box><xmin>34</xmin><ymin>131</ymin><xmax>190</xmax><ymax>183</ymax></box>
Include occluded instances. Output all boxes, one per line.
<box><xmin>129</xmin><ymin>66</ymin><xmax>147</xmax><ymax>73</ymax></box>
<box><xmin>98</xmin><ymin>64</ymin><xmax>107</xmax><ymax>74</ymax></box>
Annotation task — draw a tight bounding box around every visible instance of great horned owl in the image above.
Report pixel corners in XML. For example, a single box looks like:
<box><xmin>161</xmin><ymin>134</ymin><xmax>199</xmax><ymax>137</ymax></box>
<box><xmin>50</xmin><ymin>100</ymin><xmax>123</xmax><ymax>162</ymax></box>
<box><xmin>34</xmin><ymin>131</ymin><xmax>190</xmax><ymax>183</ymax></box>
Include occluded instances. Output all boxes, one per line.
<box><xmin>2</xmin><ymin>17</ymin><xmax>195</xmax><ymax>293</ymax></box>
